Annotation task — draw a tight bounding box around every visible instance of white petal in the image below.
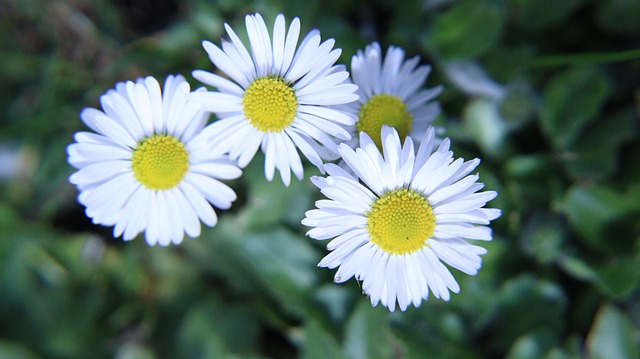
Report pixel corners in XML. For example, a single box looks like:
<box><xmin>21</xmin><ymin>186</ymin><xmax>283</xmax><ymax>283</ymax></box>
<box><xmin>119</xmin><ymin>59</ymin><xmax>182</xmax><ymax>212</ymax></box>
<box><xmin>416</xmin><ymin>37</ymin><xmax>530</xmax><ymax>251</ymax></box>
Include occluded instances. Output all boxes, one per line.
<box><xmin>145</xmin><ymin>192</ymin><xmax>160</xmax><ymax>245</ymax></box>
<box><xmin>172</xmin><ymin>186</ymin><xmax>201</xmax><ymax>238</ymax></box>
<box><xmin>334</xmin><ymin>242</ymin><xmax>374</xmax><ymax>283</ymax></box>
<box><xmin>189</xmin><ymin>91</ymin><xmax>243</xmax><ymax>114</ymax></box>
<box><xmin>185</xmin><ymin>172</ymin><xmax>237</xmax><ymax>210</ymax></box>
<box><xmin>69</xmin><ymin>160</ymin><xmax>130</xmax><ymax>186</ymax></box>
<box><xmin>164</xmin><ymin>189</ymin><xmax>186</xmax><ymax>245</ymax></box>
<box><xmin>144</xmin><ymin>76</ymin><xmax>164</xmax><ymax>133</ymax></box>
<box><xmin>271</xmin><ymin>14</ymin><xmax>286</xmax><ymax>74</ymax></box>
<box><xmin>285</xmin><ymin>128</ymin><xmax>323</xmax><ymax>170</ymax></box>
<box><xmin>280</xmin><ymin>17</ymin><xmax>300</xmax><ymax>76</ymax></box>
<box><xmin>192</xmin><ymin>70</ymin><xmax>244</xmax><ymax>96</ymax></box>
<box><xmin>246</xmin><ymin>13</ymin><xmax>272</xmax><ymax>77</ymax></box>
<box><xmin>274</xmin><ymin>133</ymin><xmax>292</xmax><ymax>186</ymax></box>
<box><xmin>434</xmin><ymin>191</ymin><xmax>498</xmax><ymax>214</ymax></box>
<box><xmin>131</xmin><ymin>82</ymin><xmax>154</xmax><ymax>137</ymax></box>
<box><xmin>154</xmin><ymin>191</ymin><xmax>173</xmax><ymax>246</ymax></box>
<box><xmin>179</xmin><ymin>181</ymin><xmax>218</xmax><ymax>227</ymax></box>
<box><xmin>202</xmin><ymin>40</ymin><xmax>252</xmax><ymax>89</ymax></box>
<box><xmin>297</xmin><ymin>105</ymin><xmax>357</xmax><ymax>126</ymax></box>
<box><xmin>190</xmin><ymin>162</ymin><xmax>242</xmax><ymax>180</ymax></box>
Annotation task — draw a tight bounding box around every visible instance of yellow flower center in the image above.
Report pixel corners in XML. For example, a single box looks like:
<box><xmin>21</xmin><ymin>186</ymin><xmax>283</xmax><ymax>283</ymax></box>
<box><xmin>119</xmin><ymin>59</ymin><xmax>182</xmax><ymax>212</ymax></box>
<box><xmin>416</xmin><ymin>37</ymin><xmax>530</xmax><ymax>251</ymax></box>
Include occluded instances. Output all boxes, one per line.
<box><xmin>357</xmin><ymin>94</ymin><xmax>413</xmax><ymax>149</ymax></box>
<box><xmin>131</xmin><ymin>134</ymin><xmax>189</xmax><ymax>191</ymax></box>
<box><xmin>366</xmin><ymin>188</ymin><xmax>435</xmax><ymax>255</ymax></box>
<box><xmin>243</xmin><ymin>76</ymin><xmax>298</xmax><ymax>132</ymax></box>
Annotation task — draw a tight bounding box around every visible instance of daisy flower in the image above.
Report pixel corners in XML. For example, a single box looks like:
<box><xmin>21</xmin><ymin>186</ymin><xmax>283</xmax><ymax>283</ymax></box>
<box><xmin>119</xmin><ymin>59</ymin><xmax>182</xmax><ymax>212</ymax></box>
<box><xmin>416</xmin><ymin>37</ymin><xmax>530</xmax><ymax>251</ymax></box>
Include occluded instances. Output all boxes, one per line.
<box><xmin>67</xmin><ymin>75</ymin><xmax>242</xmax><ymax>246</ymax></box>
<box><xmin>302</xmin><ymin>126</ymin><xmax>500</xmax><ymax>311</ymax></box>
<box><xmin>191</xmin><ymin>13</ymin><xmax>359</xmax><ymax>186</ymax></box>
<box><xmin>344</xmin><ymin>42</ymin><xmax>443</xmax><ymax>149</ymax></box>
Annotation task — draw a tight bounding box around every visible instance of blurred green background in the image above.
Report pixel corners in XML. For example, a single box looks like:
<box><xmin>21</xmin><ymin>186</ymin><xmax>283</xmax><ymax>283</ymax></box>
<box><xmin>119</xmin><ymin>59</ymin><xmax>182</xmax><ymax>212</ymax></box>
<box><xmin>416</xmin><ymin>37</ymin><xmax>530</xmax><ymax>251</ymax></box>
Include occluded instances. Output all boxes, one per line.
<box><xmin>1</xmin><ymin>0</ymin><xmax>640</xmax><ymax>358</ymax></box>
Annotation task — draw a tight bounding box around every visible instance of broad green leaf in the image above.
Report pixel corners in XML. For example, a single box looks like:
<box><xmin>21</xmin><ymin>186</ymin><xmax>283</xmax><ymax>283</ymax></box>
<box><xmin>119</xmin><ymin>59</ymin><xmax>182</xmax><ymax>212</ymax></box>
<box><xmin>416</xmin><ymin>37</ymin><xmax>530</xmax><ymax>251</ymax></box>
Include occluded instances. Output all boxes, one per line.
<box><xmin>506</xmin><ymin>329</ymin><xmax>560</xmax><ymax>359</ymax></box>
<box><xmin>507</xmin><ymin>0</ymin><xmax>585</xmax><ymax>31</ymax></box>
<box><xmin>302</xmin><ymin>320</ymin><xmax>344</xmax><ymax>359</ymax></box>
<box><xmin>199</xmin><ymin>217</ymin><xmax>320</xmax><ymax>317</ymax></box>
<box><xmin>463</xmin><ymin>98</ymin><xmax>510</xmax><ymax>159</ymax></box>
<box><xmin>596</xmin><ymin>0</ymin><xmax>640</xmax><ymax>34</ymax></box>
<box><xmin>115</xmin><ymin>343</ymin><xmax>156</xmax><ymax>359</ymax></box>
<box><xmin>391</xmin><ymin>301</ymin><xmax>482</xmax><ymax>359</ymax></box>
<box><xmin>557</xmin><ymin>255</ymin><xmax>599</xmax><ymax>283</ymax></box>
<box><xmin>0</xmin><ymin>201</ymin><xmax>19</xmax><ymax>230</ymax></box>
<box><xmin>562</xmin><ymin>110</ymin><xmax>636</xmax><ymax>181</ymax></box>
<box><xmin>586</xmin><ymin>304</ymin><xmax>639</xmax><ymax>359</ymax></box>
<box><xmin>312</xmin><ymin>284</ymin><xmax>353</xmax><ymax>323</ymax></box>
<box><xmin>521</xmin><ymin>215</ymin><xmax>567</xmax><ymax>265</ymax></box>
<box><xmin>594</xmin><ymin>255</ymin><xmax>640</xmax><ymax>299</ymax></box>
<box><xmin>0</xmin><ymin>340</ymin><xmax>40</xmax><ymax>359</ymax></box>
<box><xmin>175</xmin><ymin>300</ymin><xmax>259</xmax><ymax>358</ymax></box>
<box><xmin>498</xmin><ymin>82</ymin><xmax>538</xmax><ymax>128</ymax></box>
<box><xmin>344</xmin><ymin>301</ymin><xmax>394</xmax><ymax>359</ymax></box>
<box><xmin>560</xmin><ymin>185</ymin><xmax>638</xmax><ymax>253</ymax></box>
<box><xmin>484</xmin><ymin>45</ymin><xmax>537</xmax><ymax>82</ymax></box>
<box><xmin>428</xmin><ymin>0</ymin><xmax>505</xmax><ymax>59</ymax></box>
<box><xmin>176</xmin><ymin>308</ymin><xmax>228</xmax><ymax>359</ymax></box>
<box><xmin>235</xmin><ymin>152</ymin><xmax>317</xmax><ymax>229</ymax></box>
<box><xmin>504</xmin><ymin>154</ymin><xmax>557</xmax><ymax>181</ymax></box>
<box><xmin>489</xmin><ymin>275</ymin><xmax>568</xmax><ymax>351</ymax></box>
<box><xmin>541</xmin><ymin>67</ymin><xmax>611</xmax><ymax>149</ymax></box>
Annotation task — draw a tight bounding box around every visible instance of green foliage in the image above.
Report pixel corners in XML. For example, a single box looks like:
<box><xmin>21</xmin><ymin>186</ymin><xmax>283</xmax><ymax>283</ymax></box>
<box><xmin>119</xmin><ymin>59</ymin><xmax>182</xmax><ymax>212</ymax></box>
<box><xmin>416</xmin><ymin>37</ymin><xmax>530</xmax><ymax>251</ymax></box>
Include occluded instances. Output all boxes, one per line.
<box><xmin>1</xmin><ymin>0</ymin><xmax>640</xmax><ymax>358</ymax></box>
<box><xmin>587</xmin><ymin>305</ymin><xmax>639</xmax><ymax>359</ymax></box>
<box><xmin>541</xmin><ymin>67</ymin><xmax>612</xmax><ymax>150</ymax></box>
<box><xmin>429</xmin><ymin>0</ymin><xmax>506</xmax><ymax>59</ymax></box>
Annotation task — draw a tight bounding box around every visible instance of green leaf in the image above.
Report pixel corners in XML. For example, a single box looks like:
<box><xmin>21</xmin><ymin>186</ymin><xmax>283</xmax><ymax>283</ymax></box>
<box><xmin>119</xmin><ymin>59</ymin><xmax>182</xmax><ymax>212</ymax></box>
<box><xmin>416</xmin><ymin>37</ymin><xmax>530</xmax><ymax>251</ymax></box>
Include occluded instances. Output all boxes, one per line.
<box><xmin>559</xmin><ymin>253</ymin><xmax>640</xmax><ymax>304</ymax></box>
<box><xmin>562</xmin><ymin>110</ymin><xmax>637</xmax><ymax>181</ymax></box>
<box><xmin>428</xmin><ymin>0</ymin><xmax>506</xmax><ymax>59</ymax></box>
<box><xmin>463</xmin><ymin>98</ymin><xmax>510</xmax><ymax>159</ymax></box>
<box><xmin>596</xmin><ymin>0</ymin><xmax>640</xmax><ymax>34</ymax></box>
<box><xmin>175</xmin><ymin>300</ymin><xmax>260</xmax><ymax>358</ymax></box>
<box><xmin>235</xmin><ymin>152</ymin><xmax>317</xmax><ymax>229</ymax></box>
<box><xmin>312</xmin><ymin>284</ymin><xmax>353</xmax><ymax>323</ymax></box>
<box><xmin>498</xmin><ymin>82</ymin><xmax>538</xmax><ymax>128</ymax></box>
<box><xmin>557</xmin><ymin>255</ymin><xmax>599</xmax><ymax>283</ymax></box>
<box><xmin>199</xmin><ymin>218</ymin><xmax>320</xmax><ymax>317</ymax></box>
<box><xmin>506</xmin><ymin>329</ymin><xmax>560</xmax><ymax>359</ymax></box>
<box><xmin>489</xmin><ymin>275</ymin><xmax>568</xmax><ymax>351</ymax></box>
<box><xmin>560</xmin><ymin>185</ymin><xmax>638</xmax><ymax>253</ymax></box>
<box><xmin>344</xmin><ymin>301</ymin><xmax>394</xmax><ymax>359</ymax></box>
<box><xmin>541</xmin><ymin>67</ymin><xmax>611</xmax><ymax>149</ymax></box>
<box><xmin>302</xmin><ymin>320</ymin><xmax>344</xmax><ymax>359</ymax></box>
<box><xmin>391</xmin><ymin>300</ymin><xmax>482</xmax><ymax>359</ymax></box>
<box><xmin>521</xmin><ymin>215</ymin><xmax>567</xmax><ymax>265</ymax></box>
<box><xmin>115</xmin><ymin>343</ymin><xmax>156</xmax><ymax>359</ymax></box>
<box><xmin>594</xmin><ymin>255</ymin><xmax>640</xmax><ymax>299</ymax></box>
<box><xmin>0</xmin><ymin>340</ymin><xmax>40</xmax><ymax>359</ymax></box>
<box><xmin>507</xmin><ymin>0</ymin><xmax>585</xmax><ymax>31</ymax></box>
<box><xmin>586</xmin><ymin>304</ymin><xmax>639</xmax><ymax>359</ymax></box>
<box><xmin>0</xmin><ymin>201</ymin><xmax>20</xmax><ymax>230</ymax></box>
<box><xmin>504</xmin><ymin>154</ymin><xmax>557</xmax><ymax>181</ymax></box>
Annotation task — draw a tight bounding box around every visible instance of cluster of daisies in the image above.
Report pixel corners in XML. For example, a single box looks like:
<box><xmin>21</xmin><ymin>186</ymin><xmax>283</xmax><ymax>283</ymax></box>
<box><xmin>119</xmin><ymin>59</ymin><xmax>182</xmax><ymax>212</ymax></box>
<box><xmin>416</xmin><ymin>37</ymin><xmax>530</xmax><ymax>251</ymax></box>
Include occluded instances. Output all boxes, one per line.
<box><xmin>67</xmin><ymin>13</ymin><xmax>500</xmax><ymax>312</ymax></box>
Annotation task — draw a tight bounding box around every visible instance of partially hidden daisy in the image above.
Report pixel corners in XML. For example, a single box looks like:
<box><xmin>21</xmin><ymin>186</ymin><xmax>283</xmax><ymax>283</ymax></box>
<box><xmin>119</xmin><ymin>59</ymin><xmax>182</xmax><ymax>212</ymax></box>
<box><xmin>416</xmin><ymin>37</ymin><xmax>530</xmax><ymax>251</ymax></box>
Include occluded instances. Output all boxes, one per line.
<box><xmin>344</xmin><ymin>42</ymin><xmax>443</xmax><ymax>149</ymax></box>
<box><xmin>191</xmin><ymin>13</ymin><xmax>359</xmax><ymax>186</ymax></box>
<box><xmin>302</xmin><ymin>125</ymin><xmax>500</xmax><ymax>311</ymax></box>
<box><xmin>67</xmin><ymin>75</ymin><xmax>242</xmax><ymax>246</ymax></box>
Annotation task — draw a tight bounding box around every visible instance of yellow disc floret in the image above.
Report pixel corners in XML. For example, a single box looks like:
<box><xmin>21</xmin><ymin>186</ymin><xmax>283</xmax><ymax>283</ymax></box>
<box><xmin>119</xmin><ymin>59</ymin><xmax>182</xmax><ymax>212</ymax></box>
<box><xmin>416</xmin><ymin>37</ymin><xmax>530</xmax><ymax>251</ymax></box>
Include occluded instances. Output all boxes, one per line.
<box><xmin>357</xmin><ymin>94</ymin><xmax>412</xmax><ymax>149</ymax></box>
<box><xmin>366</xmin><ymin>188</ymin><xmax>436</xmax><ymax>255</ymax></box>
<box><xmin>131</xmin><ymin>134</ymin><xmax>189</xmax><ymax>191</ymax></box>
<box><xmin>243</xmin><ymin>76</ymin><xmax>298</xmax><ymax>132</ymax></box>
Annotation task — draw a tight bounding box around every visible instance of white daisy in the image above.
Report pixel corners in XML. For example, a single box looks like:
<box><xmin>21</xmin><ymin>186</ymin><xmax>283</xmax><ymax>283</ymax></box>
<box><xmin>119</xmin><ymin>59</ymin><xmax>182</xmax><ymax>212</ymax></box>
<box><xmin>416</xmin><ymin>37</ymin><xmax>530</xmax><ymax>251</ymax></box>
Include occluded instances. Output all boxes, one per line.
<box><xmin>302</xmin><ymin>125</ymin><xmax>500</xmax><ymax>311</ymax></box>
<box><xmin>191</xmin><ymin>12</ymin><xmax>359</xmax><ymax>186</ymax></box>
<box><xmin>67</xmin><ymin>75</ymin><xmax>242</xmax><ymax>246</ymax></box>
<box><xmin>344</xmin><ymin>42</ymin><xmax>443</xmax><ymax>149</ymax></box>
